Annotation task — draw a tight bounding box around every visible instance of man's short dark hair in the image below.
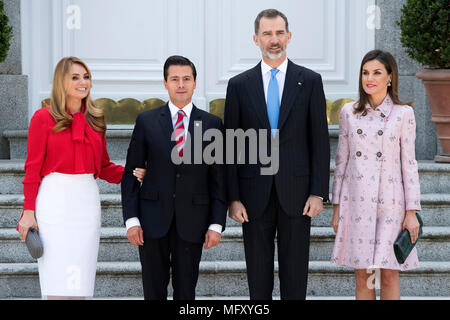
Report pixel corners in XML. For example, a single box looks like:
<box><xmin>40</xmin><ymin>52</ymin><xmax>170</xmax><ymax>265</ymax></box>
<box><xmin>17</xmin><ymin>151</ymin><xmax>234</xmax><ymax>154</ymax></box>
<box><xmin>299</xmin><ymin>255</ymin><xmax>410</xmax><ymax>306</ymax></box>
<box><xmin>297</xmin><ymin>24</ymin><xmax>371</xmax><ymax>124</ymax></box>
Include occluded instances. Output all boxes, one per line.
<box><xmin>163</xmin><ymin>55</ymin><xmax>197</xmax><ymax>81</ymax></box>
<box><xmin>254</xmin><ymin>9</ymin><xmax>289</xmax><ymax>35</ymax></box>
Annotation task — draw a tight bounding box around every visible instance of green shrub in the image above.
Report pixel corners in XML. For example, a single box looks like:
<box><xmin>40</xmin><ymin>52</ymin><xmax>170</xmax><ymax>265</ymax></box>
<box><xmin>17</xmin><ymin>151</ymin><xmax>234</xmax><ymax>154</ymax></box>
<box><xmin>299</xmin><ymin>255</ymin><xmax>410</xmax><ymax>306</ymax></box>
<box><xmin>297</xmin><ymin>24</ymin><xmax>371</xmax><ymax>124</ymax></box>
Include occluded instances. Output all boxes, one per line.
<box><xmin>397</xmin><ymin>0</ymin><xmax>450</xmax><ymax>68</ymax></box>
<box><xmin>0</xmin><ymin>0</ymin><xmax>13</xmax><ymax>64</ymax></box>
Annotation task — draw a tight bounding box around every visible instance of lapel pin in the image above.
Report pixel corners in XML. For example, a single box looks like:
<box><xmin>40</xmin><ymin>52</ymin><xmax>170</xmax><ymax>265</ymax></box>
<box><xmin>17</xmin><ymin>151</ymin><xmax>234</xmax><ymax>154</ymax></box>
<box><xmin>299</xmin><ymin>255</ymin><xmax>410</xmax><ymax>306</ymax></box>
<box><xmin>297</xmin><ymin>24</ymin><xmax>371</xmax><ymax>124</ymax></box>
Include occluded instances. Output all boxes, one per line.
<box><xmin>298</xmin><ymin>82</ymin><xmax>302</xmax><ymax>86</ymax></box>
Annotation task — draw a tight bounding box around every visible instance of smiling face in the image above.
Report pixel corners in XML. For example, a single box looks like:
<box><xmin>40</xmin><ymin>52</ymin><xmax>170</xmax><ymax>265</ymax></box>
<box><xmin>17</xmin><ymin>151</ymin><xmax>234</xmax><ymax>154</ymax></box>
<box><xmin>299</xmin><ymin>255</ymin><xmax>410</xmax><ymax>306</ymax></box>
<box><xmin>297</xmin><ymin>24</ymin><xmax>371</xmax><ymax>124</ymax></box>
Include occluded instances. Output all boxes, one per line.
<box><xmin>361</xmin><ymin>59</ymin><xmax>392</xmax><ymax>100</ymax></box>
<box><xmin>253</xmin><ymin>16</ymin><xmax>291</xmax><ymax>63</ymax></box>
<box><xmin>65</xmin><ymin>63</ymin><xmax>91</xmax><ymax>101</ymax></box>
<box><xmin>163</xmin><ymin>65</ymin><xmax>196</xmax><ymax>108</ymax></box>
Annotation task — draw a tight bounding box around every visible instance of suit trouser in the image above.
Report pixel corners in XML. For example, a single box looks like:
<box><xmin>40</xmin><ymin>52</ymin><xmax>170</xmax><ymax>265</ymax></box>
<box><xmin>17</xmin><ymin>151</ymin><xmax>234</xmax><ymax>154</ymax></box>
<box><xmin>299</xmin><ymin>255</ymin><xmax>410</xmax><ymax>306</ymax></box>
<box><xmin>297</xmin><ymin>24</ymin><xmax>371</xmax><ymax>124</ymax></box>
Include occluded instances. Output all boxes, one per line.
<box><xmin>138</xmin><ymin>218</ymin><xmax>203</xmax><ymax>300</ymax></box>
<box><xmin>242</xmin><ymin>183</ymin><xmax>311</xmax><ymax>300</ymax></box>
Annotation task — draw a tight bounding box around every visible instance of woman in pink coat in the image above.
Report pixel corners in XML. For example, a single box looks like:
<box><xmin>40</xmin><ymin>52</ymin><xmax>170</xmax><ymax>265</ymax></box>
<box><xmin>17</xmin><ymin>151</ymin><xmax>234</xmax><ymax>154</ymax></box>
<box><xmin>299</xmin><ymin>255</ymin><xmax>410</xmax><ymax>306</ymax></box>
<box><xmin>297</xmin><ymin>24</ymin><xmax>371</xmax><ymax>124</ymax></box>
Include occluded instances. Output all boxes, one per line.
<box><xmin>331</xmin><ymin>50</ymin><xmax>421</xmax><ymax>300</ymax></box>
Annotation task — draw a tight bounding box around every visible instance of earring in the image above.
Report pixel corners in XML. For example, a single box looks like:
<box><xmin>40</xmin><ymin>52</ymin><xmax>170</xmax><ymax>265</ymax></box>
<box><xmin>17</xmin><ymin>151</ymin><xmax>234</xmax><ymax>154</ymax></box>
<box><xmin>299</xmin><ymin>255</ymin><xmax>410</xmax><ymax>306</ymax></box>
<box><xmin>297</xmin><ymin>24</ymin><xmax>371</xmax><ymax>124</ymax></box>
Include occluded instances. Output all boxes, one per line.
<box><xmin>388</xmin><ymin>80</ymin><xmax>392</xmax><ymax>87</ymax></box>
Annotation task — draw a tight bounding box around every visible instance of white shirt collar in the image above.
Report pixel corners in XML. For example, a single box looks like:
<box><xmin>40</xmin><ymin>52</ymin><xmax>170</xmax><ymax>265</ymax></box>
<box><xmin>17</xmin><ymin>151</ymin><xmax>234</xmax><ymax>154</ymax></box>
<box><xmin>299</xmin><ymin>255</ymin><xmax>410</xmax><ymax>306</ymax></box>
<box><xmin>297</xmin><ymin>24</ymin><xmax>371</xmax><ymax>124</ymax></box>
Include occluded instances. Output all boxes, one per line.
<box><xmin>261</xmin><ymin>57</ymin><xmax>288</xmax><ymax>75</ymax></box>
<box><xmin>168</xmin><ymin>100</ymin><xmax>193</xmax><ymax>119</ymax></box>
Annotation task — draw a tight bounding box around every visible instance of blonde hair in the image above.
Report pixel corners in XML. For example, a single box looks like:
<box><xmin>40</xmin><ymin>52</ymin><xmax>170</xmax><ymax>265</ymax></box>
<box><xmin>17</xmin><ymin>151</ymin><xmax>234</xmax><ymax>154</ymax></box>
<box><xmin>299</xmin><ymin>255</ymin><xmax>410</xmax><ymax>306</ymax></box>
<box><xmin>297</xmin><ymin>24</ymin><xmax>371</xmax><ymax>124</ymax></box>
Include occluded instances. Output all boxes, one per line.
<box><xmin>49</xmin><ymin>56</ymin><xmax>106</xmax><ymax>135</ymax></box>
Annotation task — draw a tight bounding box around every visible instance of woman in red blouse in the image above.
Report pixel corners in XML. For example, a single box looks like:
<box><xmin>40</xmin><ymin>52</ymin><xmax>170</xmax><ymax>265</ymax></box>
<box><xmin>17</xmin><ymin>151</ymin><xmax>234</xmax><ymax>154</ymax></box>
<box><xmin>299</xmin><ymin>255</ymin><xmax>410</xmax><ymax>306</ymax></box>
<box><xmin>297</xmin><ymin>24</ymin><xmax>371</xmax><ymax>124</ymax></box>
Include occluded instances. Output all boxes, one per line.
<box><xmin>17</xmin><ymin>57</ymin><xmax>146</xmax><ymax>299</ymax></box>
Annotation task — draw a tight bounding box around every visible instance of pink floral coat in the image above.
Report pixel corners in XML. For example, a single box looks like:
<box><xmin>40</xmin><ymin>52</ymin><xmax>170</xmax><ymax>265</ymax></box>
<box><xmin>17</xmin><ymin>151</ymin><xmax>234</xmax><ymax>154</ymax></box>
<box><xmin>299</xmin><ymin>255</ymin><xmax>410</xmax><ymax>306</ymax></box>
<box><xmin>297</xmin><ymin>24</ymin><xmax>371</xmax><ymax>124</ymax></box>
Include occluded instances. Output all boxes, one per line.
<box><xmin>331</xmin><ymin>94</ymin><xmax>421</xmax><ymax>270</ymax></box>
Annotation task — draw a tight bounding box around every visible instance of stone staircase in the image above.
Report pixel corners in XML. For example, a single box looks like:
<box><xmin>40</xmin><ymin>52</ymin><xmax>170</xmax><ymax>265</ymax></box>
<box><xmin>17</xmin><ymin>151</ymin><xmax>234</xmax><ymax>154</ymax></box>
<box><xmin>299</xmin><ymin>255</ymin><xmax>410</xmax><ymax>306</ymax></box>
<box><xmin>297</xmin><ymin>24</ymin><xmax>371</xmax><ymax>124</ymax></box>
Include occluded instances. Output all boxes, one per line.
<box><xmin>1</xmin><ymin>130</ymin><xmax>449</xmax><ymax>299</ymax></box>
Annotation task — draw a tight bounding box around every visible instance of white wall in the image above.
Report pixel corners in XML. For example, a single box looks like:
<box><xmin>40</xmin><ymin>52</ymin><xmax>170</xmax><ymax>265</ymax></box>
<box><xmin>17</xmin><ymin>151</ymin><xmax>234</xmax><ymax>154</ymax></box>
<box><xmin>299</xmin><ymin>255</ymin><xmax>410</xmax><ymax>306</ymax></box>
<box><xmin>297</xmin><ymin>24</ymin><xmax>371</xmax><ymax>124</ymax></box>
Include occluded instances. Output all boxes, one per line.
<box><xmin>21</xmin><ymin>0</ymin><xmax>375</xmax><ymax>124</ymax></box>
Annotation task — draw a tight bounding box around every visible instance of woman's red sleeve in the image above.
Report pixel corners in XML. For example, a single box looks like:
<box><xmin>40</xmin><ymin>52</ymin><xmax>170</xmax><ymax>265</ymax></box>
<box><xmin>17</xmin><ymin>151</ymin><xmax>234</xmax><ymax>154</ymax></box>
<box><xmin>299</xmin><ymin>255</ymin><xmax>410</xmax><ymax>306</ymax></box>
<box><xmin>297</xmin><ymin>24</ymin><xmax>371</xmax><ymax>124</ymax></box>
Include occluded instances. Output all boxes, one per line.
<box><xmin>99</xmin><ymin>137</ymin><xmax>124</xmax><ymax>183</ymax></box>
<box><xmin>22</xmin><ymin>110</ymin><xmax>50</xmax><ymax>211</ymax></box>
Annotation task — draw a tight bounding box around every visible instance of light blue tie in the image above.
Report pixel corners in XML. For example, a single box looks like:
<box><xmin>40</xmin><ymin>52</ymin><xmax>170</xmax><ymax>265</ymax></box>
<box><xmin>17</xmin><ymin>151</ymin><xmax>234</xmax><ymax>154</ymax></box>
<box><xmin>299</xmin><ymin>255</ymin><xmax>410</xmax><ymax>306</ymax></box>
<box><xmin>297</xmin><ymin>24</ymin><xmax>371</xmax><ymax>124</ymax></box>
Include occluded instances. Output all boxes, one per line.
<box><xmin>267</xmin><ymin>68</ymin><xmax>280</xmax><ymax>137</ymax></box>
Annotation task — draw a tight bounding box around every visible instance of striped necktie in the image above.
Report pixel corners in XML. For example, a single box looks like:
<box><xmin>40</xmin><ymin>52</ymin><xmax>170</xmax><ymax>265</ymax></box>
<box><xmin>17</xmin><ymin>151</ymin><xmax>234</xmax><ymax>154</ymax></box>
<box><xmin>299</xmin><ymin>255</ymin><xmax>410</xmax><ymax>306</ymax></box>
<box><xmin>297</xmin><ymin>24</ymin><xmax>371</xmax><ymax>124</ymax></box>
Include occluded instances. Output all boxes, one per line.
<box><xmin>174</xmin><ymin>109</ymin><xmax>186</xmax><ymax>157</ymax></box>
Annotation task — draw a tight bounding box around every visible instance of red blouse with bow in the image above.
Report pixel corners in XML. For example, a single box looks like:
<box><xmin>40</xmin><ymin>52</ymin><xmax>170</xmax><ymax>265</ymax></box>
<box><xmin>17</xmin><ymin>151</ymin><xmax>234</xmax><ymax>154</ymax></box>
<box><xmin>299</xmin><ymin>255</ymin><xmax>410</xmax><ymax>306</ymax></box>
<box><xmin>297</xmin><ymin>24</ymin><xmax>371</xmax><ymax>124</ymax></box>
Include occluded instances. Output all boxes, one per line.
<box><xmin>21</xmin><ymin>105</ymin><xmax>124</xmax><ymax>212</ymax></box>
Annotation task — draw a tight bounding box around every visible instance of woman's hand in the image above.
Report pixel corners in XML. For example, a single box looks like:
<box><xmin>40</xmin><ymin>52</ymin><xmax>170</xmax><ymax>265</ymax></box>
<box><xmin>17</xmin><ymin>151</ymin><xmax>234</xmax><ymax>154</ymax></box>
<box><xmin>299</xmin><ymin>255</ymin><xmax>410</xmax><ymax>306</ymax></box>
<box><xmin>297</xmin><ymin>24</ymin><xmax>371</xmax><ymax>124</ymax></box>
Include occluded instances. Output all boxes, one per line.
<box><xmin>331</xmin><ymin>204</ymin><xmax>340</xmax><ymax>233</ymax></box>
<box><xmin>18</xmin><ymin>210</ymin><xmax>38</xmax><ymax>242</ymax></box>
<box><xmin>402</xmin><ymin>210</ymin><xmax>420</xmax><ymax>243</ymax></box>
<box><xmin>228</xmin><ymin>201</ymin><xmax>249</xmax><ymax>224</ymax></box>
<box><xmin>133</xmin><ymin>168</ymin><xmax>146</xmax><ymax>183</ymax></box>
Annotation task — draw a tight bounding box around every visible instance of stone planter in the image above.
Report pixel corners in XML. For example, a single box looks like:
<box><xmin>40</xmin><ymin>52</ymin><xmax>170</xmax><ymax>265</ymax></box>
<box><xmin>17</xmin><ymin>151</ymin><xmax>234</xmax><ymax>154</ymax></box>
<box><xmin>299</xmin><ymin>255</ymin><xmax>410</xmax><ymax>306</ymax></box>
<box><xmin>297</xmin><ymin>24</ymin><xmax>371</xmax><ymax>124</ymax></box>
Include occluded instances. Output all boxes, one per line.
<box><xmin>416</xmin><ymin>69</ymin><xmax>450</xmax><ymax>163</ymax></box>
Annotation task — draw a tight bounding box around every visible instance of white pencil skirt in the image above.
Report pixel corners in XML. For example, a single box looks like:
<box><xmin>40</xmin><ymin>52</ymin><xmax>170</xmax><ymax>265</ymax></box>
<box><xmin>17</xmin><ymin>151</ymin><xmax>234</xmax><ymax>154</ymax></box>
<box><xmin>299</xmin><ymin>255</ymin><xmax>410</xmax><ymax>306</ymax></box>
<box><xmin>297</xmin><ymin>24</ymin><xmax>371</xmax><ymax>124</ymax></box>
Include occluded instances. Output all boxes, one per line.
<box><xmin>35</xmin><ymin>172</ymin><xmax>101</xmax><ymax>297</ymax></box>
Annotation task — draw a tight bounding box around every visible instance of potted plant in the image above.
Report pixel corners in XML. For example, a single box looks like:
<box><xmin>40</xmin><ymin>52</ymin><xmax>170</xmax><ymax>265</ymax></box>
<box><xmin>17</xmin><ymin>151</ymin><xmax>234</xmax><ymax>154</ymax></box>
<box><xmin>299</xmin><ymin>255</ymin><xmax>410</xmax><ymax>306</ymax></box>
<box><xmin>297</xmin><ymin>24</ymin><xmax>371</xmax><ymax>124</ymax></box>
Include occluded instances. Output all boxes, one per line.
<box><xmin>397</xmin><ymin>0</ymin><xmax>450</xmax><ymax>162</ymax></box>
<box><xmin>0</xmin><ymin>0</ymin><xmax>13</xmax><ymax>64</ymax></box>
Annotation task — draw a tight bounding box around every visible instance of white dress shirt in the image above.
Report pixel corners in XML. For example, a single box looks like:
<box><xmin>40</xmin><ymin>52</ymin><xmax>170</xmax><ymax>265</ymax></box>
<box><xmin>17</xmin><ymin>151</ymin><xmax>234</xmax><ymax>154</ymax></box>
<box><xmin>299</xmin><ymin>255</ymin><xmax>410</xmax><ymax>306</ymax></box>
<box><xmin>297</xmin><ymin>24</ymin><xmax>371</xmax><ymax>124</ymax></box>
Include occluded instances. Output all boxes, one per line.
<box><xmin>125</xmin><ymin>101</ymin><xmax>223</xmax><ymax>234</ymax></box>
<box><xmin>168</xmin><ymin>100</ymin><xmax>193</xmax><ymax>133</ymax></box>
<box><xmin>261</xmin><ymin>57</ymin><xmax>288</xmax><ymax>104</ymax></box>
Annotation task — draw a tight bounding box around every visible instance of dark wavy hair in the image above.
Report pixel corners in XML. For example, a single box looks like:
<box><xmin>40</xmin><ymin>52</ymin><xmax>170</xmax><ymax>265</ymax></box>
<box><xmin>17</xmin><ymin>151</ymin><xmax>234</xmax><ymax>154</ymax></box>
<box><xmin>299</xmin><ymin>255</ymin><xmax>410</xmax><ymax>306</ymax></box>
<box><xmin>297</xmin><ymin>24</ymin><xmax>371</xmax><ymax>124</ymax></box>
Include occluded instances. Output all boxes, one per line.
<box><xmin>354</xmin><ymin>50</ymin><xmax>412</xmax><ymax>114</ymax></box>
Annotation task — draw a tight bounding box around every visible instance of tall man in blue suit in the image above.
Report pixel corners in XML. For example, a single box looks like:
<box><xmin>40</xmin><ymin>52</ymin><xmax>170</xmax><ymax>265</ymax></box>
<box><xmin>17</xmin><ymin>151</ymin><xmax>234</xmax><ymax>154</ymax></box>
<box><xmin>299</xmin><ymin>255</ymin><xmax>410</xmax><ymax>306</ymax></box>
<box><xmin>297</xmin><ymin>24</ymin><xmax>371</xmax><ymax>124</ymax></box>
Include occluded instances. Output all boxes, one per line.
<box><xmin>224</xmin><ymin>9</ymin><xmax>330</xmax><ymax>300</ymax></box>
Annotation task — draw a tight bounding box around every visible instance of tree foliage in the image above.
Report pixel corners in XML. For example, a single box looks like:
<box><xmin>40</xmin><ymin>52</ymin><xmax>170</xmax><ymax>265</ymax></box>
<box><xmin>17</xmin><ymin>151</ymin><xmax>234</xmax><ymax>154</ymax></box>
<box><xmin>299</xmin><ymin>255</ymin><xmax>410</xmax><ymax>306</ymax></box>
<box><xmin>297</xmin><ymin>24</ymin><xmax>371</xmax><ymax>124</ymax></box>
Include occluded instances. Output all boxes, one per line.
<box><xmin>0</xmin><ymin>0</ymin><xmax>13</xmax><ymax>64</ymax></box>
<box><xmin>397</xmin><ymin>0</ymin><xmax>450</xmax><ymax>68</ymax></box>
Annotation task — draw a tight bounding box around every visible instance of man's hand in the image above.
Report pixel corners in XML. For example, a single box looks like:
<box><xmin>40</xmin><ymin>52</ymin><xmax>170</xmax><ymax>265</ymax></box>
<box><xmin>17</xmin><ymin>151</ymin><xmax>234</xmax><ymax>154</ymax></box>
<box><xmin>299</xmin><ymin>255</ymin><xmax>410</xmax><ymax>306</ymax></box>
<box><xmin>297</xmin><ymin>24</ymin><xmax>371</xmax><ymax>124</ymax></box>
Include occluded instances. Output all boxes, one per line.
<box><xmin>303</xmin><ymin>195</ymin><xmax>323</xmax><ymax>218</ymax></box>
<box><xmin>228</xmin><ymin>200</ymin><xmax>249</xmax><ymax>223</ymax></box>
<box><xmin>204</xmin><ymin>230</ymin><xmax>222</xmax><ymax>250</ymax></box>
<box><xmin>127</xmin><ymin>226</ymin><xmax>144</xmax><ymax>246</ymax></box>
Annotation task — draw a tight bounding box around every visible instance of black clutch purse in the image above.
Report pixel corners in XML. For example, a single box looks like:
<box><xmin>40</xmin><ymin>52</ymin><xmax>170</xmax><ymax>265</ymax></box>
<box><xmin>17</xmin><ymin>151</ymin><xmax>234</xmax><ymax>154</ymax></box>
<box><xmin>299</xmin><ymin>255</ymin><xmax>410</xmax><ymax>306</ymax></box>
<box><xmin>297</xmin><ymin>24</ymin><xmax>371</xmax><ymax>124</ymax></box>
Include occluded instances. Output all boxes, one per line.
<box><xmin>393</xmin><ymin>213</ymin><xmax>423</xmax><ymax>264</ymax></box>
<box><xmin>25</xmin><ymin>227</ymin><xmax>43</xmax><ymax>259</ymax></box>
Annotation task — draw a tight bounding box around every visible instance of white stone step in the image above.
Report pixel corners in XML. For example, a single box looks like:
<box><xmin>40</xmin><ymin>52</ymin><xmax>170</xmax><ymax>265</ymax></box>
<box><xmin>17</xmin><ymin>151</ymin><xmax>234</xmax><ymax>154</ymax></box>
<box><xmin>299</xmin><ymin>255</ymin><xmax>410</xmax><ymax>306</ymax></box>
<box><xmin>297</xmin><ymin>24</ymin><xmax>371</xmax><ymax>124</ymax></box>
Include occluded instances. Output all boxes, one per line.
<box><xmin>1</xmin><ymin>193</ymin><xmax>449</xmax><ymax>228</ymax></box>
<box><xmin>1</xmin><ymin>261</ymin><xmax>449</xmax><ymax>298</ymax></box>
<box><xmin>1</xmin><ymin>160</ymin><xmax>449</xmax><ymax>194</ymax></box>
<box><xmin>1</xmin><ymin>226</ymin><xmax>449</xmax><ymax>263</ymax></box>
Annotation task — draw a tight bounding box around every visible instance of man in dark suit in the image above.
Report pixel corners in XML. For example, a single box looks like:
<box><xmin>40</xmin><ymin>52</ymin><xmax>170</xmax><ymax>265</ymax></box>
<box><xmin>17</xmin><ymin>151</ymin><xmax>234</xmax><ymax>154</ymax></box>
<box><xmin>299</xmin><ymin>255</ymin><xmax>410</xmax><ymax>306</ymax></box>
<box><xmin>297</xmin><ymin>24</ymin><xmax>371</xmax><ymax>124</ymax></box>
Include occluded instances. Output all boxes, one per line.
<box><xmin>121</xmin><ymin>56</ymin><xmax>227</xmax><ymax>300</ymax></box>
<box><xmin>224</xmin><ymin>9</ymin><xmax>330</xmax><ymax>300</ymax></box>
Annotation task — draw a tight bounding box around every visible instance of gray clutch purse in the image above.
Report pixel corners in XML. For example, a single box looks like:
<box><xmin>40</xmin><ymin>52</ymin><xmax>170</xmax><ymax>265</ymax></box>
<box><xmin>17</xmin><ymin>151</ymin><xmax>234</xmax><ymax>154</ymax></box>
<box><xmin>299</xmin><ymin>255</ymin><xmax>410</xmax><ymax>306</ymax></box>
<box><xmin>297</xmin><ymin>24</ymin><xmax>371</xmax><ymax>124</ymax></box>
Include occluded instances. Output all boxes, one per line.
<box><xmin>25</xmin><ymin>227</ymin><xmax>43</xmax><ymax>259</ymax></box>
